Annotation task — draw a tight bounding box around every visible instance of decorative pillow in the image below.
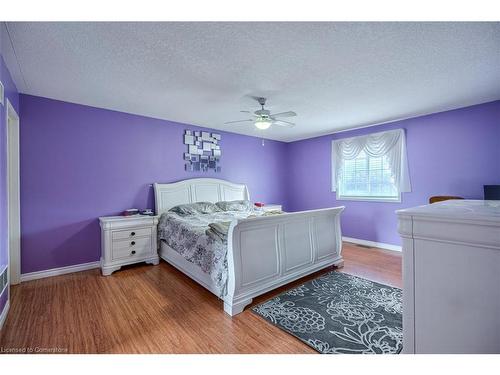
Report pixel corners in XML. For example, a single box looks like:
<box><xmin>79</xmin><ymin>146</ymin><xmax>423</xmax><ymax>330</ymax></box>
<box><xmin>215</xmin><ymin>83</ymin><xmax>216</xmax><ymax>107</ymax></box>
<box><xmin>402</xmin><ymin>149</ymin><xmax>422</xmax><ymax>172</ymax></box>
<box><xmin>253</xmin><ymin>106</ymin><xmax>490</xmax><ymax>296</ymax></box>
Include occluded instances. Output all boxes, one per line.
<box><xmin>215</xmin><ymin>200</ymin><xmax>254</xmax><ymax>212</ymax></box>
<box><xmin>169</xmin><ymin>202</ymin><xmax>221</xmax><ymax>216</ymax></box>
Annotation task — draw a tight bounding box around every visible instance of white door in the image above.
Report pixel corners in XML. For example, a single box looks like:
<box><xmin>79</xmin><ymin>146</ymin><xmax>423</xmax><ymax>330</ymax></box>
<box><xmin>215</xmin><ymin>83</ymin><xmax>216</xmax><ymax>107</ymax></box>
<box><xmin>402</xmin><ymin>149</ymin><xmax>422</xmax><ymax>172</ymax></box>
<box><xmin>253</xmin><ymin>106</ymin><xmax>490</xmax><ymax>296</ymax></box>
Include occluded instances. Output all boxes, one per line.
<box><xmin>6</xmin><ymin>99</ymin><xmax>20</xmax><ymax>285</ymax></box>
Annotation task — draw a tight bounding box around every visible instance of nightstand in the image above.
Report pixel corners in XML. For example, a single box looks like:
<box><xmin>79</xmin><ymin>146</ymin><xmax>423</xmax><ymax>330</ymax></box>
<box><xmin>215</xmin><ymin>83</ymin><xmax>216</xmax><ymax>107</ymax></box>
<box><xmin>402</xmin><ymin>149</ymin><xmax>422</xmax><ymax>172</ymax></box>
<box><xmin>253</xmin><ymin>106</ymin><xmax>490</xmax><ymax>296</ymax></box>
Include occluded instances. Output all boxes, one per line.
<box><xmin>99</xmin><ymin>215</ymin><xmax>159</xmax><ymax>276</ymax></box>
<box><xmin>261</xmin><ymin>204</ymin><xmax>282</xmax><ymax>212</ymax></box>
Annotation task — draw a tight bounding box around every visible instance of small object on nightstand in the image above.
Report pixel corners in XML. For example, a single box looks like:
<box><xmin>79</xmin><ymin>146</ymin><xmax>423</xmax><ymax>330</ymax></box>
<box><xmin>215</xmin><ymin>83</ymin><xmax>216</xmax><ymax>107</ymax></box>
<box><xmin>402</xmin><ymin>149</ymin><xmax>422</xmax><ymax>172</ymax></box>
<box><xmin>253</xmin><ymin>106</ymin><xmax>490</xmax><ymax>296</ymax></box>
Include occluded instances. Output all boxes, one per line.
<box><xmin>123</xmin><ymin>208</ymin><xmax>139</xmax><ymax>216</ymax></box>
<box><xmin>99</xmin><ymin>215</ymin><xmax>160</xmax><ymax>276</ymax></box>
<box><xmin>140</xmin><ymin>208</ymin><xmax>154</xmax><ymax>216</ymax></box>
<box><xmin>254</xmin><ymin>202</ymin><xmax>265</xmax><ymax>208</ymax></box>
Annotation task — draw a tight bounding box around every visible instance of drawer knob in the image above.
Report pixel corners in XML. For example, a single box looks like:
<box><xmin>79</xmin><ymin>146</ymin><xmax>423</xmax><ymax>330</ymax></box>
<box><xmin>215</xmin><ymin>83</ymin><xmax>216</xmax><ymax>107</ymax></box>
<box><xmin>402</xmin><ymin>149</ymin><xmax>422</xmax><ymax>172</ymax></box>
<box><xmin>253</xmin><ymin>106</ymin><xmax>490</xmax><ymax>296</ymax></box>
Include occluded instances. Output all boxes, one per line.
<box><xmin>131</xmin><ymin>232</ymin><xmax>136</xmax><ymax>236</ymax></box>
<box><xmin>131</xmin><ymin>241</ymin><xmax>136</xmax><ymax>246</ymax></box>
<box><xmin>131</xmin><ymin>250</ymin><xmax>136</xmax><ymax>255</ymax></box>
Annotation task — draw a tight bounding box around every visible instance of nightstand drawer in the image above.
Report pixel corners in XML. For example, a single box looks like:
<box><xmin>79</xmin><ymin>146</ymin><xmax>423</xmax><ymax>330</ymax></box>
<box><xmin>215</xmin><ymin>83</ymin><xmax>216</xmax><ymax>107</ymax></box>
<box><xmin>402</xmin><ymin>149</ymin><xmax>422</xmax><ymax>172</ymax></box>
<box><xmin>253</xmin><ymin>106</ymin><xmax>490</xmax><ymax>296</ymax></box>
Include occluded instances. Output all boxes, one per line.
<box><xmin>112</xmin><ymin>227</ymin><xmax>152</xmax><ymax>241</ymax></box>
<box><xmin>112</xmin><ymin>237</ymin><xmax>152</xmax><ymax>260</ymax></box>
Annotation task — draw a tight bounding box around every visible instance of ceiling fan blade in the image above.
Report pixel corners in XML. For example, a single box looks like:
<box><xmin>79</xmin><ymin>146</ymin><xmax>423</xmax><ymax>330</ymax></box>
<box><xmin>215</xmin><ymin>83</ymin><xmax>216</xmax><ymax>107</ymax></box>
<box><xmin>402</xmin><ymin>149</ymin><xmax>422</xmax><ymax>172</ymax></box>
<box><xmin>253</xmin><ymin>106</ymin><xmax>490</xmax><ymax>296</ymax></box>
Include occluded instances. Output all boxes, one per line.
<box><xmin>240</xmin><ymin>110</ymin><xmax>257</xmax><ymax>117</ymax></box>
<box><xmin>269</xmin><ymin>111</ymin><xmax>296</xmax><ymax>118</ymax></box>
<box><xmin>224</xmin><ymin>119</ymin><xmax>253</xmax><ymax>124</ymax></box>
<box><xmin>273</xmin><ymin>120</ymin><xmax>296</xmax><ymax>128</ymax></box>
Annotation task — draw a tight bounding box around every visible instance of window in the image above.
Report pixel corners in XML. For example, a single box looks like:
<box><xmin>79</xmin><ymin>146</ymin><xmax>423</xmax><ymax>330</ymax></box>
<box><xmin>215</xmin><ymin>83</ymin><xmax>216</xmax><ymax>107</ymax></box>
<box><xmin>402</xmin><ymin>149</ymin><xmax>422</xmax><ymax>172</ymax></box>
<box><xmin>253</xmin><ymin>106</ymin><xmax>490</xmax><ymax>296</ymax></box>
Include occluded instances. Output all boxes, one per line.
<box><xmin>332</xmin><ymin>129</ymin><xmax>410</xmax><ymax>202</ymax></box>
<box><xmin>337</xmin><ymin>150</ymin><xmax>399</xmax><ymax>201</ymax></box>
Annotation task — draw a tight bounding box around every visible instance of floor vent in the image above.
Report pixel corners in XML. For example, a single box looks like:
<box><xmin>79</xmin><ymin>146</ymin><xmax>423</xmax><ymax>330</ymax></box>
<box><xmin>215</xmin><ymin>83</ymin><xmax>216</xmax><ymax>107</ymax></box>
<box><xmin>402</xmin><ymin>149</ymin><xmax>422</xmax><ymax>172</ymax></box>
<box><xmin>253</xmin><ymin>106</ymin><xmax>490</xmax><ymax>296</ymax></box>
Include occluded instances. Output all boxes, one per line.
<box><xmin>0</xmin><ymin>267</ymin><xmax>7</xmax><ymax>294</ymax></box>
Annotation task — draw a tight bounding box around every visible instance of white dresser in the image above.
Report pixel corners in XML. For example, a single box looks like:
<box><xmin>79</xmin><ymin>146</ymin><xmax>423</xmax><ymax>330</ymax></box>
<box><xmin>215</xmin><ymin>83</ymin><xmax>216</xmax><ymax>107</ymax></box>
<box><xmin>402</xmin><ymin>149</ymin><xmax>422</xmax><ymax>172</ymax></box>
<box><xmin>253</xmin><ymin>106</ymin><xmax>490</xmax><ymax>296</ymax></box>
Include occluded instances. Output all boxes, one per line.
<box><xmin>397</xmin><ymin>200</ymin><xmax>500</xmax><ymax>354</ymax></box>
<box><xmin>99</xmin><ymin>215</ymin><xmax>160</xmax><ymax>276</ymax></box>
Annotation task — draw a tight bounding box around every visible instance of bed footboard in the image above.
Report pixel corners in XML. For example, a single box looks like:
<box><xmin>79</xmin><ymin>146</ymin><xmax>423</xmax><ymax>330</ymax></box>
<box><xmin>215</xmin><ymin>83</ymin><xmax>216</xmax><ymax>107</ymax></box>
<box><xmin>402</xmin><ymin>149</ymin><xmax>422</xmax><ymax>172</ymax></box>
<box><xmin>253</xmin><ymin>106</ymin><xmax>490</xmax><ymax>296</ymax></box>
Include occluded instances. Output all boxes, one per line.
<box><xmin>224</xmin><ymin>207</ymin><xmax>344</xmax><ymax>316</ymax></box>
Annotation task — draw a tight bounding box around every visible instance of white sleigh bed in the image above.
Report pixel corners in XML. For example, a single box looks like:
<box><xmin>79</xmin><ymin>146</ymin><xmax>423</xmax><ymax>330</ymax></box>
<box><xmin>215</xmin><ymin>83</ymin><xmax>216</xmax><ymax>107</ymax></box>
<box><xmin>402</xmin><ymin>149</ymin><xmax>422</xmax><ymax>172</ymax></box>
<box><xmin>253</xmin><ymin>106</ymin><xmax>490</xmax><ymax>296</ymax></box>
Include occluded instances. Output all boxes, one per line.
<box><xmin>154</xmin><ymin>178</ymin><xmax>344</xmax><ymax>316</ymax></box>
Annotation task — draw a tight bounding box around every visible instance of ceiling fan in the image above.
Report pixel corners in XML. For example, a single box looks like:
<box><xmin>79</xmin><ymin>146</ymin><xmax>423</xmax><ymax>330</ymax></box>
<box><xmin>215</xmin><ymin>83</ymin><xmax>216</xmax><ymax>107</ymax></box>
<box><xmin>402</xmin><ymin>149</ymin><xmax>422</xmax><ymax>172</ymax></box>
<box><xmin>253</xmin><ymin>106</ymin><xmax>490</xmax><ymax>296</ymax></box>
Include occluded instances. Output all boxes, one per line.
<box><xmin>224</xmin><ymin>97</ymin><xmax>297</xmax><ymax>130</ymax></box>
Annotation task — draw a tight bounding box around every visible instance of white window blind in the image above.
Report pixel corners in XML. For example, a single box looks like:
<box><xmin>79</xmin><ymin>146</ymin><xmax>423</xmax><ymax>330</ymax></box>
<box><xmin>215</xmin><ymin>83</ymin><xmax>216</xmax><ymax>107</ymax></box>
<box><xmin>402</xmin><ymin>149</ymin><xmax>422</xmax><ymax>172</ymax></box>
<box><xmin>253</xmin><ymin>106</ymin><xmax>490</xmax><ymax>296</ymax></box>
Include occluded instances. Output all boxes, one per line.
<box><xmin>332</xmin><ymin>129</ymin><xmax>411</xmax><ymax>201</ymax></box>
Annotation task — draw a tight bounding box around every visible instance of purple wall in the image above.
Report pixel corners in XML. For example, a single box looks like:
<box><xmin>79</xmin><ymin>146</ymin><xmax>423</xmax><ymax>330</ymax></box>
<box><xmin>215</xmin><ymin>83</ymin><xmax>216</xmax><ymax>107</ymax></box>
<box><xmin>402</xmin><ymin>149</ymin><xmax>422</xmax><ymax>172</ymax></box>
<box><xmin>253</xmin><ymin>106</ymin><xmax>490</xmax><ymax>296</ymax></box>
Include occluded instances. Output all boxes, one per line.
<box><xmin>19</xmin><ymin>95</ymin><xmax>288</xmax><ymax>274</ymax></box>
<box><xmin>0</xmin><ymin>54</ymin><xmax>20</xmax><ymax>315</ymax></box>
<box><xmin>287</xmin><ymin>100</ymin><xmax>500</xmax><ymax>245</ymax></box>
<box><xmin>16</xmin><ymin>94</ymin><xmax>500</xmax><ymax>275</ymax></box>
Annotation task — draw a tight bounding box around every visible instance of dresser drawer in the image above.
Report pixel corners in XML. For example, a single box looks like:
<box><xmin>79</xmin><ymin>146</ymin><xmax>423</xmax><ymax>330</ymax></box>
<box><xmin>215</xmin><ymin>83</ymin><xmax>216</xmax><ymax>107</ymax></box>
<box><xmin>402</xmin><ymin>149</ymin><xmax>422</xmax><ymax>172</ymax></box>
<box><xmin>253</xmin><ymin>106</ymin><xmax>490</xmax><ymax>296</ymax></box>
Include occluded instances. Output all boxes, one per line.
<box><xmin>112</xmin><ymin>237</ymin><xmax>153</xmax><ymax>260</ymax></box>
<box><xmin>112</xmin><ymin>227</ymin><xmax>152</xmax><ymax>241</ymax></box>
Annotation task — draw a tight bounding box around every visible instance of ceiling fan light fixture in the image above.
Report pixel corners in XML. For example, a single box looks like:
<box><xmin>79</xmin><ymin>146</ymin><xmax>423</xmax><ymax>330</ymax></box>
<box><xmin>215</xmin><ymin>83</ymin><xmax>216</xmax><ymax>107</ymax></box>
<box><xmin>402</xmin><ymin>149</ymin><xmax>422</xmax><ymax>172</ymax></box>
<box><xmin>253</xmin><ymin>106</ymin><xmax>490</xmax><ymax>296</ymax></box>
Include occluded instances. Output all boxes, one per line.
<box><xmin>225</xmin><ymin>97</ymin><xmax>296</xmax><ymax>130</ymax></box>
<box><xmin>254</xmin><ymin>118</ymin><xmax>272</xmax><ymax>130</ymax></box>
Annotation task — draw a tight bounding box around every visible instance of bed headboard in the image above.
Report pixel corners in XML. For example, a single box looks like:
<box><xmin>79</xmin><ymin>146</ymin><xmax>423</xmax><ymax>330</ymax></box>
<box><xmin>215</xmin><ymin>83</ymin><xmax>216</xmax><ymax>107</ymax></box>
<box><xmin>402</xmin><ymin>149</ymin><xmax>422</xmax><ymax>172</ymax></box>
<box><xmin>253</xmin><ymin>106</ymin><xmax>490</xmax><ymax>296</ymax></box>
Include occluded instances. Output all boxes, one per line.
<box><xmin>154</xmin><ymin>178</ymin><xmax>250</xmax><ymax>215</ymax></box>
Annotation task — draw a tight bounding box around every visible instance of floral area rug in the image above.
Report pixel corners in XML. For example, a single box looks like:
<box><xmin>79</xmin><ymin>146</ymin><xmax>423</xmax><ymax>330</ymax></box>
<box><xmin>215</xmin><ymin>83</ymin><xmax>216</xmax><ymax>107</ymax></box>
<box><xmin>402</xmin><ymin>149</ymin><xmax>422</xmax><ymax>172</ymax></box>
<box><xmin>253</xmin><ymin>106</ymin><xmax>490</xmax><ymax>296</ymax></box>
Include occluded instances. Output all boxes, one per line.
<box><xmin>252</xmin><ymin>271</ymin><xmax>402</xmax><ymax>354</ymax></box>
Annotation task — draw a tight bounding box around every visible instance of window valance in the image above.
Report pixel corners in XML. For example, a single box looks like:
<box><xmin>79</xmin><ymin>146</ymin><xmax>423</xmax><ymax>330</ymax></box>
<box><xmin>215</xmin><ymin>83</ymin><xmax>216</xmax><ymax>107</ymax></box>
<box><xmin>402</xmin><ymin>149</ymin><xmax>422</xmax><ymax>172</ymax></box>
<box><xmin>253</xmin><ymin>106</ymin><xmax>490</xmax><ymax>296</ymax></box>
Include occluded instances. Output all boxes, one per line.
<box><xmin>332</xmin><ymin>128</ymin><xmax>411</xmax><ymax>194</ymax></box>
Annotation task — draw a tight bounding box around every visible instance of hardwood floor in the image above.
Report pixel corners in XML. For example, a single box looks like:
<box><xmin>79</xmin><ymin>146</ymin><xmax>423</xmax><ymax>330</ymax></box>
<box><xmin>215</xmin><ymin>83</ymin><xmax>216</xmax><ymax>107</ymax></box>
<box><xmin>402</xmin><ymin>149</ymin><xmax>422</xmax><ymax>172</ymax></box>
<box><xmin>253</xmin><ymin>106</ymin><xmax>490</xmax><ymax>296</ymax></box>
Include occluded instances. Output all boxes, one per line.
<box><xmin>0</xmin><ymin>242</ymin><xmax>401</xmax><ymax>353</ymax></box>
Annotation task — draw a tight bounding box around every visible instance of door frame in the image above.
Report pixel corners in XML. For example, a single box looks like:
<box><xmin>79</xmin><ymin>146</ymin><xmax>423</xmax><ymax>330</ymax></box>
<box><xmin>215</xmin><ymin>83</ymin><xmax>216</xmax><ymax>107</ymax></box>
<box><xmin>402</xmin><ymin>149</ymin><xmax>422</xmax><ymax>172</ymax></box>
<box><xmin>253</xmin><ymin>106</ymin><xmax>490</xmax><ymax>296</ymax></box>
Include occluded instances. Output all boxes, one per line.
<box><xmin>6</xmin><ymin>98</ymin><xmax>21</xmax><ymax>285</ymax></box>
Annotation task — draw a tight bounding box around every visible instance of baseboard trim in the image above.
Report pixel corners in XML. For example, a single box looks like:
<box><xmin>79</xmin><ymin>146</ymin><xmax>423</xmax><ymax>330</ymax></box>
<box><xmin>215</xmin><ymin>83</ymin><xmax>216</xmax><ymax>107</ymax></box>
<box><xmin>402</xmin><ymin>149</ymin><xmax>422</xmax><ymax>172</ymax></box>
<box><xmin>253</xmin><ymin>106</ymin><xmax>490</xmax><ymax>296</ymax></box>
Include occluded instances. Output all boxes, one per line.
<box><xmin>0</xmin><ymin>299</ymin><xmax>10</xmax><ymax>331</ymax></box>
<box><xmin>343</xmin><ymin>236</ymin><xmax>402</xmax><ymax>252</ymax></box>
<box><xmin>20</xmin><ymin>261</ymin><xmax>101</xmax><ymax>282</ymax></box>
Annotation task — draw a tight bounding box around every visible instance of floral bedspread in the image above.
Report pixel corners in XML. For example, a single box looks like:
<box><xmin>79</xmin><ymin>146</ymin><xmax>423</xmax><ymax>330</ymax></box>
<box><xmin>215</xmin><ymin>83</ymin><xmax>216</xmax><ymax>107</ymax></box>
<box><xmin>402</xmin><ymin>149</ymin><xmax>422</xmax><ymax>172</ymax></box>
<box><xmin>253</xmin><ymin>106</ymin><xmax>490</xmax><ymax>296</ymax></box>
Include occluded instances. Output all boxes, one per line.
<box><xmin>158</xmin><ymin>209</ymin><xmax>265</xmax><ymax>297</ymax></box>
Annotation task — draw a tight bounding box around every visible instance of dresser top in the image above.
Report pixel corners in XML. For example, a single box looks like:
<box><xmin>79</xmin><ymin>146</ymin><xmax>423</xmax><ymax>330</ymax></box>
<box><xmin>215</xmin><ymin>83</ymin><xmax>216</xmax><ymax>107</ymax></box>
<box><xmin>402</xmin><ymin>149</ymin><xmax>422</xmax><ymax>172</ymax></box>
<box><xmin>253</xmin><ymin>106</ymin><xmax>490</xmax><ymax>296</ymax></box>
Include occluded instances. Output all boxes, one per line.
<box><xmin>397</xmin><ymin>199</ymin><xmax>500</xmax><ymax>223</ymax></box>
<box><xmin>99</xmin><ymin>215</ymin><xmax>159</xmax><ymax>223</ymax></box>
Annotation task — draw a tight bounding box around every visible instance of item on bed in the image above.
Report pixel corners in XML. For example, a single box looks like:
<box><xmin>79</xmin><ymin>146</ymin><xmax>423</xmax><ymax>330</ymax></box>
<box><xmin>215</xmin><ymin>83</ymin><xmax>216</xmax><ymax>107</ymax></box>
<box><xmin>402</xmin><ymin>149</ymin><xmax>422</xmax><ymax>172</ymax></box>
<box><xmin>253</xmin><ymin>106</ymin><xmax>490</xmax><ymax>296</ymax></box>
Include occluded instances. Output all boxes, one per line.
<box><xmin>206</xmin><ymin>221</ymin><xmax>231</xmax><ymax>242</ymax></box>
<box><xmin>248</xmin><ymin>210</ymin><xmax>283</xmax><ymax>217</ymax></box>
<box><xmin>122</xmin><ymin>208</ymin><xmax>139</xmax><ymax>216</ymax></box>
<box><xmin>204</xmin><ymin>210</ymin><xmax>285</xmax><ymax>243</ymax></box>
<box><xmin>215</xmin><ymin>200</ymin><xmax>254</xmax><ymax>212</ymax></box>
<box><xmin>253</xmin><ymin>202</ymin><xmax>283</xmax><ymax>212</ymax></box>
<box><xmin>169</xmin><ymin>202</ymin><xmax>222</xmax><ymax>216</ymax></box>
<box><xmin>261</xmin><ymin>204</ymin><xmax>283</xmax><ymax>212</ymax></box>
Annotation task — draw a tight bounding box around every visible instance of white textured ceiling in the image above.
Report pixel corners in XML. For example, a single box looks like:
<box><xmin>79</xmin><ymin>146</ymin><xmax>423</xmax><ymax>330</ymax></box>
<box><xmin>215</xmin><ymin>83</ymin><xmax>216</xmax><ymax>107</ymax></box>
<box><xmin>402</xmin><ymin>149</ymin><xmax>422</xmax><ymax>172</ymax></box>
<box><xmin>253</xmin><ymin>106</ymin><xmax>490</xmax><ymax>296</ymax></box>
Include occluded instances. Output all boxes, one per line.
<box><xmin>5</xmin><ymin>22</ymin><xmax>500</xmax><ymax>142</ymax></box>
